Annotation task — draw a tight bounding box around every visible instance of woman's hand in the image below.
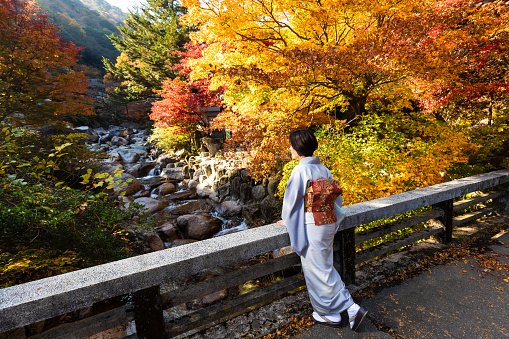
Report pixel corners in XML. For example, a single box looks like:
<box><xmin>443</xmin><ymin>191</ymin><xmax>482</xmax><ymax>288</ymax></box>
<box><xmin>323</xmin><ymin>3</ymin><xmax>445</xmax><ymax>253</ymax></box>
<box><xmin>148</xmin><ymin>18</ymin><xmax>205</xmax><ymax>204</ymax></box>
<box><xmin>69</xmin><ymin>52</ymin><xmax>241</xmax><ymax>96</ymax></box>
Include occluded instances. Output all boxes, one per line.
<box><xmin>276</xmin><ymin>220</ymin><xmax>285</xmax><ymax>225</ymax></box>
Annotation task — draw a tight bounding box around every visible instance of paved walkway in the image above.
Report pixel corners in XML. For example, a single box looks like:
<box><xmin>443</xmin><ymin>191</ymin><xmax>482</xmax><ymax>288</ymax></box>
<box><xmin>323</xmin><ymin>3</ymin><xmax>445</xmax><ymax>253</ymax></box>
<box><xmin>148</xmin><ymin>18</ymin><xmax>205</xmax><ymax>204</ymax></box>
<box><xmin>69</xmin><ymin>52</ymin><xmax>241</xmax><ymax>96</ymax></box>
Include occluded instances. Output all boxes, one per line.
<box><xmin>291</xmin><ymin>227</ymin><xmax>509</xmax><ymax>338</ymax></box>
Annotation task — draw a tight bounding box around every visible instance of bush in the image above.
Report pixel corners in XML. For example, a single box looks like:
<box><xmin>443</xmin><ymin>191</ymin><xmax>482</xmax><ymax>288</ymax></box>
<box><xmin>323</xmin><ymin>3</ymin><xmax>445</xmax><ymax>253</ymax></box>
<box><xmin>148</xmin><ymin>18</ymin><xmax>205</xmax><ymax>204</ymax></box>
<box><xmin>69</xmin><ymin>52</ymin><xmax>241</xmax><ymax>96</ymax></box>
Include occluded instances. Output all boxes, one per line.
<box><xmin>0</xmin><ymin>124</ymin><xmax>146</xmax><ymax>287</ymax></box>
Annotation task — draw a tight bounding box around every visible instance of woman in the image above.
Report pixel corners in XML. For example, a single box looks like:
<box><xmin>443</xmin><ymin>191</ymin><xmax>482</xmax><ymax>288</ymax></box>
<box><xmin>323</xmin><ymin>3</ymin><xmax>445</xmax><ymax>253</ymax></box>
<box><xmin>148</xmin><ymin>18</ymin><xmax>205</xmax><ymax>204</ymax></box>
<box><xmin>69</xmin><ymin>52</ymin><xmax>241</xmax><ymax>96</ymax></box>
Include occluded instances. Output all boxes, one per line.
<box><xmin>276</xmin><ymin>129</ymin><xmax>367</xmax><ymax>331</ymax></box>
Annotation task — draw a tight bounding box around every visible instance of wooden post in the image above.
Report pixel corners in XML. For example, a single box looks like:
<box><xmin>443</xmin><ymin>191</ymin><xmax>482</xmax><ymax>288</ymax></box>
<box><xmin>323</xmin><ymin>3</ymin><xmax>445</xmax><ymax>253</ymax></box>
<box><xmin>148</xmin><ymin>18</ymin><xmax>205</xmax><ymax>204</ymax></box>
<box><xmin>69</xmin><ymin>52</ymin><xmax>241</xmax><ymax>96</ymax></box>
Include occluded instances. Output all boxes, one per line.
<box><xmin>333</xmin><ymin>228</ymin><xmax>356</xmax><ymax>285</ymax></box>
<box><xmin>432</xmin><ymin>199</ymin><xmax>454</xmax><ymax>243</ymax></box>
<box><xmin>133</xmin><ymin>286</ymin><xmax>165</xmax><ymax>339</ymax></box>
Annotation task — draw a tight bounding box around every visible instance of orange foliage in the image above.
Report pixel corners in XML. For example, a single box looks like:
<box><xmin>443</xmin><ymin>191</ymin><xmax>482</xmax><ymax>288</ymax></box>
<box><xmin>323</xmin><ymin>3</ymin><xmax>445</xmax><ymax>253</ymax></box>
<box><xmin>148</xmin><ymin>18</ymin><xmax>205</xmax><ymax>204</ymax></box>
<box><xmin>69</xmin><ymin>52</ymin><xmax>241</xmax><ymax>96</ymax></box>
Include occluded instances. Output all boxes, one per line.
<box><xmin>0</xmin><ymin>0</ymin><xmax>92</xmax><ymax>125</ymax></box>
<box><xmin>180</xmin><ymin>0</ymin><xmax>507</xmax><ymax>178</ymax></box>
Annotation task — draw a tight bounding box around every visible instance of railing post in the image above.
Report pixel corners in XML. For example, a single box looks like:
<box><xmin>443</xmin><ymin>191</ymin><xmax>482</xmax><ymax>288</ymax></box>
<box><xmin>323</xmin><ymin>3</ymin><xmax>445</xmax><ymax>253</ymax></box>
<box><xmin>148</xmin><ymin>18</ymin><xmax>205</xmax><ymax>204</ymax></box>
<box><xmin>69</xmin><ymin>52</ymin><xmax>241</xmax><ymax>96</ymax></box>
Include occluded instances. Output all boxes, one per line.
<box><xmin>432</xmin><ymin>199</ymin><xmax>454</xmax><ymax>243</ymax></box>
<box><xmin>497</xmin><ymin>183</ymin><xmax>509</xmax><ymax>213</ymax></box>
<box><xmin>333</xmin><ymin>228</ymin><xmax>356</xmax><ymax>285</ymax></box>
<box><xmin>133</xmin><ymin>286</ymin><xmax>165</xmax><ymax>339</ymax></box>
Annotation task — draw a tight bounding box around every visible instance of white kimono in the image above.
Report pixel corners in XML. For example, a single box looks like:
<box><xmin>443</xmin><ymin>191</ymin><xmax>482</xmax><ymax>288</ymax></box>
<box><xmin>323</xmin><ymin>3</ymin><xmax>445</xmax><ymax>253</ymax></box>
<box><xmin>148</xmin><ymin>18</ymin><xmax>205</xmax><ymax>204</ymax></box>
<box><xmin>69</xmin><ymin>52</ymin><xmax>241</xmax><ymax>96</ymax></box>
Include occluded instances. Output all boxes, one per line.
<box><xmin>281</xmin><ymin>156</ymin><xmax>353</xmax><ymax>315</ymax></box>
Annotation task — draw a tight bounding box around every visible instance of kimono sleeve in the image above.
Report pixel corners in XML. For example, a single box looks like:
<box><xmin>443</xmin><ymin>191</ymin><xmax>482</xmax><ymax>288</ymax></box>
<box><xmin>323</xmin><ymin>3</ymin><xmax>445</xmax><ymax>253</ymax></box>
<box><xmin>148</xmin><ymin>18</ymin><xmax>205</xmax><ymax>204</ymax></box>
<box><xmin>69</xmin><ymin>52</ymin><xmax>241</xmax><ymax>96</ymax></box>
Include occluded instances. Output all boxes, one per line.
<box><xmin>281</xmin><ymin>167</ymin><xmax>308</xmax><ymax>256</ymax></box>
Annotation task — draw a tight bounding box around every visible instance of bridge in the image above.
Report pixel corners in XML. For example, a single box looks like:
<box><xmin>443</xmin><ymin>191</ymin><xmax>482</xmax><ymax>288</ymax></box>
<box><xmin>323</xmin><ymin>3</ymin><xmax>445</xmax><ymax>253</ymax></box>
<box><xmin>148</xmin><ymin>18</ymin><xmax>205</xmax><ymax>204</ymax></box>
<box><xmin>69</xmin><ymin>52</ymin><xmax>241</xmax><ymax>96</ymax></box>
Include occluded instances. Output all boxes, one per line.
<box><xmin>1</xmin><ymin>170</ymin><xmax>508</xmax><ymax>338</ymax></box>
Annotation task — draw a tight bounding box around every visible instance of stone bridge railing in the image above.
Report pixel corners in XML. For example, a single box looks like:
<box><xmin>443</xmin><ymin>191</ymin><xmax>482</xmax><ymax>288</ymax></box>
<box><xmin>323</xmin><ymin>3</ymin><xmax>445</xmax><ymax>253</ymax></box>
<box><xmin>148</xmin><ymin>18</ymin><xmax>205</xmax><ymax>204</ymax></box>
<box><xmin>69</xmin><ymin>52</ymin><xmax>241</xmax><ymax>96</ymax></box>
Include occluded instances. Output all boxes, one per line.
<box><xmin>1</xmin><ymin>170</ymin><xmax>508</xmax><ymax>339</ymax></box>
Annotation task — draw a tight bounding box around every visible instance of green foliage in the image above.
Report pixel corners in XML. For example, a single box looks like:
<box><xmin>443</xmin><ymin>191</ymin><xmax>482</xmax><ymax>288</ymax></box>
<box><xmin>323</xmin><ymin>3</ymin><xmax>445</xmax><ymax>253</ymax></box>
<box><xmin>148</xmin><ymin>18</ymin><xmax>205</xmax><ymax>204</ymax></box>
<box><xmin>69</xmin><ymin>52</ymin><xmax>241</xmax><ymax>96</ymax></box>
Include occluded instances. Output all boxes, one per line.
<box><xmin>0</xmin><ymin>124</ymin><xmax>145</xmax><ymax>287</ymax></box>
<box><xmin>148</xmin><ymin>126</ymin><xmax>202</xmax><ymax>155</ymax></box>
<box><xmin>104</xmin><ymin>0</ymin><xmax>189</xmax><ymax>101</ymax></box>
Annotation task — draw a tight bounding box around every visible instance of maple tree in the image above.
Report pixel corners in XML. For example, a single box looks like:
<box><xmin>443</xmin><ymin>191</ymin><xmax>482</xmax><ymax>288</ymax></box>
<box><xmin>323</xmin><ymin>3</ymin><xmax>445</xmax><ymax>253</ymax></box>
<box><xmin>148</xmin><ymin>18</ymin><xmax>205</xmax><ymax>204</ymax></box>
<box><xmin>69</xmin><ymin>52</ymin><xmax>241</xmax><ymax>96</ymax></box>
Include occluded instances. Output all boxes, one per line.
<box><xmin>149</xmin><ymin>42</ymin><xmax>225</xmax><ymax>150</ymax></box>
<box><xmin>180</xmin><ymin>0</ymin><xmax>508</xmax><ymax>177</ymax></box>
<box><xmin>104</xmin><ymin>0</ymin><xmax>189</xmax><ymax>102</ymax></box>
<box><xmin>0</xmin><ymin>0</ymin><xmax>92</xmax><ymax>125</ymax></box>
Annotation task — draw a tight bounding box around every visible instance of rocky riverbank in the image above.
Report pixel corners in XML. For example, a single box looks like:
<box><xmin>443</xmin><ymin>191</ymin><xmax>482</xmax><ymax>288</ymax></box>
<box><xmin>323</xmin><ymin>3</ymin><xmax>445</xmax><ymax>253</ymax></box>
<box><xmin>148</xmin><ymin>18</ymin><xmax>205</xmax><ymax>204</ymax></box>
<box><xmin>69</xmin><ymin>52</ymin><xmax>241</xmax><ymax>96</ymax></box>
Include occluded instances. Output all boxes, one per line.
<box><xmin>79</xmin><ymin>125</ymin><xmax>280</xmax><ymax>253</ymax></box>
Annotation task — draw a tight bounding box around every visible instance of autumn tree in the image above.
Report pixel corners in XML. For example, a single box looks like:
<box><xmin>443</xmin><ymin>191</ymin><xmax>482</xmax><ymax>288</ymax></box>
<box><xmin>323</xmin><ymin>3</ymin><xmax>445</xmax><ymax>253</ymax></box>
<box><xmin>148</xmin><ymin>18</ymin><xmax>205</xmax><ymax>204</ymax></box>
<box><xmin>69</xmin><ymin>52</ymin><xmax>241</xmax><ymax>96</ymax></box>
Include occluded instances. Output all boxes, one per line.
<box><xmin>180</xmin><ymin>0</ymin><xmax>509</xmax><ymax>177</ymax></box>
<box><xmin>104</xmin><ymin>0</ymin><xmax>189</xmax><ymax>102</ymax></box>
<box><xmin>0</xmin><ymin>0</ymin><xmax>92</xmax><ymax>125</ymax></box>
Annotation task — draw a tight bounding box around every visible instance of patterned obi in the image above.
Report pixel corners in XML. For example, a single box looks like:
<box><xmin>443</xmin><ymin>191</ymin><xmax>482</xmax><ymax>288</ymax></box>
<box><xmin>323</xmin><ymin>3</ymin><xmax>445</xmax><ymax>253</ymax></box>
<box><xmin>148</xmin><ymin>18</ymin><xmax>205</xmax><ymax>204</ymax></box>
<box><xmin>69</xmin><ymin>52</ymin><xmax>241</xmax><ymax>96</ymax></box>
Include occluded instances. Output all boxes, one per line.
<box><xmin>304</xmin><ymin>178</ymin><xmax>343</xmax><ymax>225</ymax></box>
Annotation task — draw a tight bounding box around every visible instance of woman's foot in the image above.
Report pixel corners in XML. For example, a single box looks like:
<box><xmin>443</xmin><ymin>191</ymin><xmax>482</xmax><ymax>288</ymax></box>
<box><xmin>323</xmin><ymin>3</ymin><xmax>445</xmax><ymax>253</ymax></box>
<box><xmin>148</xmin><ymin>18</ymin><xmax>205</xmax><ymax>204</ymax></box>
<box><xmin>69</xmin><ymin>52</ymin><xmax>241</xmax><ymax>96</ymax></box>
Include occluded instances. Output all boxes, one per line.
<box><xmin>347</xmin><ymin>304</ymin><xmax>368</xmax><ymax>331</ymax></box>
<box><xmin>312</xmin><ymin>312</ymin><xmax>342</xmax><ymax>328</ymax></box>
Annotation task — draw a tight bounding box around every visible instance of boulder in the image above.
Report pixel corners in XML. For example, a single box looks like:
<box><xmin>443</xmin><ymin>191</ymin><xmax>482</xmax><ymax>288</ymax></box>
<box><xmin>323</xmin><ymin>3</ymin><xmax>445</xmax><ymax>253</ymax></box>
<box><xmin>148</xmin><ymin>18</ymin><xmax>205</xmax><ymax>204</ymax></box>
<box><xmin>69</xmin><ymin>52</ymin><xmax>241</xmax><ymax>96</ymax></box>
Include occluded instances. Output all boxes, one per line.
<box><xmin>267</xmin><ymin>179</ymin><xmax>280</xmax><ymax>197</ymax></box>
<box><xmin>127</xmin><ymin>163</ymin><xmax>155</xmax><ymax>177</ymax></box>
<box><xmin>118</xmin><ymin>149</ymin><xmax>140</xmax><ymax>163</ymax></box>
<box><xmin>239</xmin><ymin>182</ymin><xmax>252</xmax><ymax>204</ymax></box>
<box><xmin>113</xmin><ymin>173</ymin><xmax>142</xmax><ymax>196</ymax></box>
<box><xmin>153</xmin><ymin>182</ymin><xmax>176</xmax><ymax>196</ymax></box>
<box><xmin>216</xmin><ymin>201</ymin><xmax>242</xmax><ymax>217</ymax></box>
<box><xmin>196</xmin><ymin>183</ymin><xmax>213</xmax><ymax>198</ymax></box>
<box><xmin>161</xmin><ymin>167</ymin><xmax>184</xmax><ymax>180</ymax></box>
<box><xmin>118</xmin><ymin>196</ymin><xmax>132</xmax><ymax>210</ymax></box>
<box><xmin>111</xmin><ymin>136</ymin><xmax>129</xmax><ymax>146</ymax></box>
<box><xmin>251</xmin><ymin>185</ymin><xmax>266</xmax><ymax>202</ymax></box>
<box><xmin>156</xmin><ymin>153</ymin><xmax>178</xmax><ymax>168</ymax></box>
<box><xmin>242</xmin><ymin>203</ymin><xmax>266</xmax><ymax>227</ymax></box>
<box><xmin>132</xmin><ymin>197</ymin><xmax>167</xmax><ymax>213</ymax></box>
<box><xmin>157</xmin><ymin>222</ymin><xmax>179</xmax><ymax>242</ymax></box>
<box><xmin>176</xmin><ymin>213</ymin><xmax>222</xmax><ymax>240</ymax></box>
<box><xmin>260</xmin><ymin>196</ymin><xmax>277</xmax><ymax>222</ymax></box>
<box><xmin>230</xmin><ymin>176</ymin><xmax>241</xmax><ymax>200</ymax></box>
<box><xmin>147</xmin><ymin>233</ymin><xmax>165</xmax><ymax>252</ymax></box>
<box><xmin>217</xmin><ymin>184</ymin><xmax>230</xmax><ymax>201</ymax></box>
<box><xmin>131</xmin><ymin>189</ymin><xmax>150</xmax><ymax>198</ymax></box>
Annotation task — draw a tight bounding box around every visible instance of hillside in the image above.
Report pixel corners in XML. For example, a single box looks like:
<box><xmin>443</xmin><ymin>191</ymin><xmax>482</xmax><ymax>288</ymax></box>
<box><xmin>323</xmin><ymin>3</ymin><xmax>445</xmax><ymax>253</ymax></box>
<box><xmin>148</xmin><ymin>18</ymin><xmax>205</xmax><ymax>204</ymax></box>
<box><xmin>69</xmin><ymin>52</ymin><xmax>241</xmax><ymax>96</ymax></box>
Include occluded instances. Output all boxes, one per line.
<box><xmin>37</xmin><ymin>0</ymin><xmax>126</xmax><ymax>73</ymax></box>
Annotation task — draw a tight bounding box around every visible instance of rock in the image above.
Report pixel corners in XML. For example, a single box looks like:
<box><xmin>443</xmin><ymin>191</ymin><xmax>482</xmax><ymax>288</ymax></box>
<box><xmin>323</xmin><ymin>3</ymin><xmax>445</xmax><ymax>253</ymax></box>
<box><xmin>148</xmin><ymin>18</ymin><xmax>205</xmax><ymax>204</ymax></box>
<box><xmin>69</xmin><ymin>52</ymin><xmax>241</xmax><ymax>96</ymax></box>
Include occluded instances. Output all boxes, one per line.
<box><xmin>209</xmin><ymin>192</ymin><xmax>220</xmax><ymax>203</ymax></box>
<box><xmin>267</xmin><ymin>179</ymin><xmax>280</xmax><ymax>197</ymax></box>
<box><xmin>127</xmin><ymin>163</ymin><xmax>155</xmax><ymax>177</ymax></box>
<box><xmin>132</xmin><ymin>197</ymin><xmax>167</xmax><ymax>213</ymax></box>
<box><xmin>188</xmin><ymin>179</ymin><xmax>199</xmax><ymax>189</ymax></box>
<box><xmin>99</xmin><ymin>134</ymin><xmax>112</xmax><ymax>144</ymax></box>
<box><xmin>118</xmin><ymin>196</ymin><xmax>132</xmax><ymax>210</ymax></box>
<box><xmin>157</xmin><ymin>222</ymin><xmax>179</xmax><ymax>242</ymax></box>
<box><xmin>242</xmin><ymin>203</ymin><xmax>266</xmax><ymax>227</ymax></box>
<box><xmin>216</xmin><ymin>201</ymin><xmax>242</xmax><ymax>217</ymax></box>
<box><xmin>198</xmin><ymin>202</ymin><xmax>214</xmax><ymax>212</ymax></box>
<box><xmin>230</xmin><ymin>176</ymin><xmax>241</xmax><ymax>200</ymax></box>
<box><xmin>176</xmin><ymin>213</ymin><xmax>222</xmax><ymax>240</ymax></box>
<box><xmin>156</xmin><ymin>154</ymin><xmax>178</xmax><ymax>168</ymax></box>
<box><xmin>87</xmin><ymin>134</ymin><xmax>99</xmax><ymax>143</ymax></box>
<box><xmin>168</xmin><ymin>191</ymin><xmax>194</xmax><ymax>200</ymax></box>
<box><xmin>240</xmin><ymin>169</ymin><xmax>251</xmax><ymax>182</ymax></box>
<box><xmin>153</xmin><ymin>182</ymin><xmax>176</xmax><ymax>196</ymax></box>
<box><xmin>251</xmin><ymin>185</ymin><xmax>266</xmax><ymax>202</ymax></box>
<box><xmin>161</xmin><ymin>167</ymin><xmax>184</xmax><ymax>180</ymax></box>
<box><xmin>217</xmin><ymin>184</ymin><xmax>230</xmax><ymax>201</ymax></box>
<box><xmin>202</xmin><ymin>137</ymin><xmax>222</xmax><ymax>157</ymax></box>
<box><xmin>118</xmin><ymin>149</ymin><xmax>140</xmax><ymax>163</ymax></box>
<box><xmin>126</xmin><ymin>228</ymin><xmax>165</xmax><ymax>254</ymax></box>
<box><xmin>170</xmin><ymin>239</ymin><xmax>198</xmax><ymax>248</ymax></box>
<box><xmin>260</xmin><ymin>196</ymin><xmax>277</xmax><ymax>222</ymax></box>
<box><xmin>107</xmin><ymin>150</ymin><xmax>121</xmax><ymax>162</ymax></box>
<box><xmin>111</xmin><ymin>136</ymin><xmax>129</xmax><ymax>146</ymax></box>
<box><xmin>113</xmin><ymin>173</ymin><xmax>142</xmax><ymax>196</ymax></box>
<box><xmin>131</xmin><ymin>189</ymin><xmax>150</xmax><ymax>198</ymax></box>
<box><xmin>147</xmin><ymin>233</ymin><xmax>165</xmax><ymax>252</ymax></box>
<box><xmin>196</xmin><ymin>183</ymin><xmax>213</xmax><ymax>198</ymax></box>
<box><xmin>240</xmin><ymin>182</ymin><xmax>252</xmax><ymax>204</ymax></box>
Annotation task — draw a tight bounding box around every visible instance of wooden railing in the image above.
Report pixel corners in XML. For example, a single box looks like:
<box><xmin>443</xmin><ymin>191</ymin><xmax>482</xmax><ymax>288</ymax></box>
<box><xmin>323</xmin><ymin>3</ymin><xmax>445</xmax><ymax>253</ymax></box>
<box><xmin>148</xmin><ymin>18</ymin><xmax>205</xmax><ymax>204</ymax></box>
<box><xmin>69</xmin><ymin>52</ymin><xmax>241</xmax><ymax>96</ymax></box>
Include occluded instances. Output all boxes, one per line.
<box><xmin>1</xmin><ymin>170</ymin><xmax>508</xmax><ymax>339</ymax></box>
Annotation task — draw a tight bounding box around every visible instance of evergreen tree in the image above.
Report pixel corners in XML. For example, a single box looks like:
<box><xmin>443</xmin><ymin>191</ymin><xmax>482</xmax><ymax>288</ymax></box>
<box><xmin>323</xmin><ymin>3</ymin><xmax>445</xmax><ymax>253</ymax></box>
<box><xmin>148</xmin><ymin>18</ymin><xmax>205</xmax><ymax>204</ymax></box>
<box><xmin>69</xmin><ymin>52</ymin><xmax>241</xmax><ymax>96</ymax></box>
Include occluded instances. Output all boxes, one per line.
<box><xmin>103</xmin><ymin>0</ymin><xmax>189</xmax><ymax>102</ymax></box>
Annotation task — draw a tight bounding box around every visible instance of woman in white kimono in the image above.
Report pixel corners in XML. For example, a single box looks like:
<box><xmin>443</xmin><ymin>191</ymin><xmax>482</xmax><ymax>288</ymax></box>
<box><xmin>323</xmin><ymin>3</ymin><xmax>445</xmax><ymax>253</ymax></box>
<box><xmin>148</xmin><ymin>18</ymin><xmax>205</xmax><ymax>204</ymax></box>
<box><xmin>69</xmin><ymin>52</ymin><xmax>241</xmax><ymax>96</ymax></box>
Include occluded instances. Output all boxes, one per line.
<box><xmin>276</xmin><ymin>129</ymin><xmax>367</xmax><ymax>331</ymax></box>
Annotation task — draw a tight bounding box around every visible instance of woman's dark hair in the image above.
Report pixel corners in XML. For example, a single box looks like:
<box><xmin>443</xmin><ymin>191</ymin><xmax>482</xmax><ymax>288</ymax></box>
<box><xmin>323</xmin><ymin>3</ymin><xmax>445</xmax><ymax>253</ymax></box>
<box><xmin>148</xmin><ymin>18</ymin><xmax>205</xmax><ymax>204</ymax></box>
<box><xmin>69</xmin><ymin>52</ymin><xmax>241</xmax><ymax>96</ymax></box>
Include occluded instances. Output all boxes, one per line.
<box><xmin>289</xmin><ymin>129</ymin><xmax>318</xmax><ymax>157</ymax></box>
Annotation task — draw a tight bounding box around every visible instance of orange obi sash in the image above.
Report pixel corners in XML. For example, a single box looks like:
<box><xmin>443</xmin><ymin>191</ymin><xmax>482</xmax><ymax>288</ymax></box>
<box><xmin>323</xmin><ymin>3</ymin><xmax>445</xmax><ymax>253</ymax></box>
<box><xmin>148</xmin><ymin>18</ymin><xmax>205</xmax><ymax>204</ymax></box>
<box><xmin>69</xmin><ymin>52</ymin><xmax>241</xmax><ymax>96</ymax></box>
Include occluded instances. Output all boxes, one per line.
<box><xmin>304</xmin><ymin>178</ymin><xmax>343</xmax><ymax>225</ymax></box>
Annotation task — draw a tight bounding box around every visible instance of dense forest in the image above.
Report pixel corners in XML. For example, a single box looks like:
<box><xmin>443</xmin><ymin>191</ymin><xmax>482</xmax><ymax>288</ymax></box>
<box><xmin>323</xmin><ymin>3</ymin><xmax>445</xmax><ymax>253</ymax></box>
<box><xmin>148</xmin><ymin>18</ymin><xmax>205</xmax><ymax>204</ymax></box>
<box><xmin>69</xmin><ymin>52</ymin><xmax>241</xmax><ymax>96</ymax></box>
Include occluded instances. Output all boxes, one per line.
<box><xmin>37</xmin><ymin>0</ymin><xmax>125</xmax><ymax>73</ymax></box>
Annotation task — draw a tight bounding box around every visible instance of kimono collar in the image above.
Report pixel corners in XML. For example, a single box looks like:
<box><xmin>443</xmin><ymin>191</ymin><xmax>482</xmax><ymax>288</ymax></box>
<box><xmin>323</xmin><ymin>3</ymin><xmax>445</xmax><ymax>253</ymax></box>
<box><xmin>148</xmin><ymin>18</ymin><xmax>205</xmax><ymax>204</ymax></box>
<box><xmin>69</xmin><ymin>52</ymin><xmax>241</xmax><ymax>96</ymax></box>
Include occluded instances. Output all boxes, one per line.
<box><xmin>299</xmin><ymin>156</ymin><xmax>321</xmax><ymax>165</ymax></box>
